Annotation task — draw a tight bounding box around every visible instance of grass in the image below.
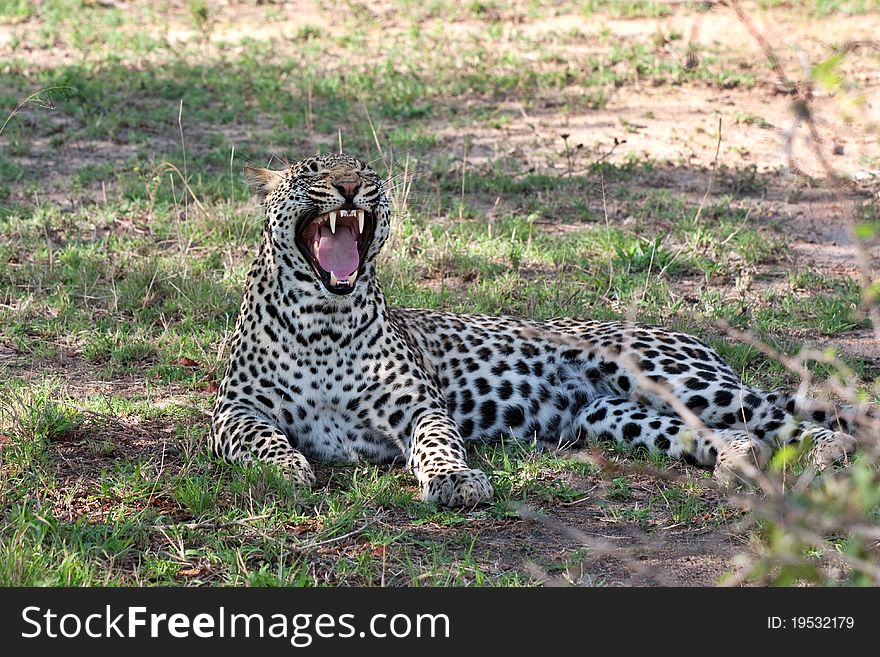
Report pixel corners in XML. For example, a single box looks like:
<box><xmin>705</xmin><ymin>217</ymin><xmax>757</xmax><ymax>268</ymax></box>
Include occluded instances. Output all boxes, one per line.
<box><xmin>582</xmin><ymin>1</ymin><xmax>673</xmax><ymax>18</ymax></box>
<box><xmin>758</xmin><ymin>0</ymin><xmax>880</xmax><ymax>16</ymax></box>
<box><xmin>1</xmin><ymin>0</ymin><xmax>878</xmax><ymax>587</ymax></box>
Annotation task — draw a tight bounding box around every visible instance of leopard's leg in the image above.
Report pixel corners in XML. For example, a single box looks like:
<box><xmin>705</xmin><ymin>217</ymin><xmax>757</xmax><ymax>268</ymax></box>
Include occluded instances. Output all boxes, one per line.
<box><xmin>575</xmin><ymin>397</ymin><xmax>771</xmax><ymax>482</ymax></box>
<box><xmin>626</xmin><ymin>374</ymin><xmax>859</xmax><ymax>472</ymax></box>
<box><xmin>650</xmin><ymin>385</ymin><xmax>857</xmax><ymax>472</ymax></box>
<box><xmin>790</xmin><ymin>421</ymin><xmax>858</xmax><ymax>467</ymax></box>
<box><xmin>703</xmin><ymin>387</ymin><xmax>859</xmax><ymax>469</ymax></box>
<box><xmin>210</xmin><ymin>406</ymin><xmax>315</xmax><ymax>487</ymax></box>
<box><xmin>766</xmin><ymin>392</ymin><xmax>852</xmax><ymax>433</ymax></box>
<box><xmin>767</xmin><ymin>391</ymin><xmax>877</xmax><ymax>441</ymax></box>
<box><xmin>406</xmin><ymin>411</ymin><xmax>493</xmax><ymax>507</ymax></box>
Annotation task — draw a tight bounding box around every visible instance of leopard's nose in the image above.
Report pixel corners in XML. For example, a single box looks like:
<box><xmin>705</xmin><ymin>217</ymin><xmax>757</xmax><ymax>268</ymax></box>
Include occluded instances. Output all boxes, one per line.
<box><xmin>335</xmin><ymin>180</ymin><xmax>361</xmax><ymax>202</ymax></box>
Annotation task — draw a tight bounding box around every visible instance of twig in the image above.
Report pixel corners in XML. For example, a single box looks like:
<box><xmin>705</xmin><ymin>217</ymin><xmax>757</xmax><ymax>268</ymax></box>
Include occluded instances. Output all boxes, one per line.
<box><xmin>599</xmin><ymin>170</ymin><xmax>614</xmax><ymax>298</ymax></box>
<box><xmin>295</xmin><ymin>520</ymin><xmax>369</xmax><ymax>552</ymax></box>
<box><xmin>150</xmin><ymin>514</ymin><xmax>272</xmax><ymax>531</ymax></box>
<box><xmin>153</xmin><ymin>161</ymin><xmax>211</xmax><ymax>219</ymax></box>
<box><xmin>0</xmin><ymin>86</ymin><xmax>77</xmax><ymax>137</ymax></box>
<box><xmin>731</xmin><ymin>0</ymin><xmax>879</xmax><ymax>342</ymax></box>
<box><xmin>693</xmin><ymin>117</ymin><xmax>723</xmax><ymax>226</ymax></box>
<box><xmin>559</xmin><ymin>482</ymin><xmax>602</xmax><ymax>506</ymax></box>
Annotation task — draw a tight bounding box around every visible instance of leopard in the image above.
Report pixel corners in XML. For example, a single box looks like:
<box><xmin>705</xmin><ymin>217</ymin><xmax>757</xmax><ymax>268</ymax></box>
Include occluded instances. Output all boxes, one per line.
<box><xmin>209</xmin><ymin>153</ymin><xmax>871</xmax><ymax>507</ymax></box>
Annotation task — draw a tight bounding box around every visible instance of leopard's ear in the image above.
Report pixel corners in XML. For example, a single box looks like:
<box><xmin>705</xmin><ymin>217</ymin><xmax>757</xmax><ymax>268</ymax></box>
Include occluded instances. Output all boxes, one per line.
<box><xmin>243</xmin><ymin>165</ymin><xmax>285</xmax><ymax>199</ymax></box>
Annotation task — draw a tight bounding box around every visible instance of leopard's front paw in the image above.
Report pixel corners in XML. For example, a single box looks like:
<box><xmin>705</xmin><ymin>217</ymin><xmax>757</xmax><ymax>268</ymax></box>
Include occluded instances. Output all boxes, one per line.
<box><xmin>713</xmin><ymin>435</ymin><xmax>772</xmax><ymax>489</ymax></box>
<box><xmin>422</xmin><ymin>469</ymin><xmax>493</xmax><ymax>507</ymax></box>
<box><xmin>279</xmin><ymin>451</ymin><xmax>316</xmax><ymax>488</ymax></box>
<box><xmin>807</xmin><ymin>429</ymin><xmax>857</xmax><ymax>468</ymax></box>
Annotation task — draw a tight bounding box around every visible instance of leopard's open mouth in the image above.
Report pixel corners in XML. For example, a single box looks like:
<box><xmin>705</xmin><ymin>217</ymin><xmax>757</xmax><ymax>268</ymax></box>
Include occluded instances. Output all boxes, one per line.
<box><xmin>295</xmin><ymin>207</ymin><xmax>375</xmax><ymax>295</ymax></box>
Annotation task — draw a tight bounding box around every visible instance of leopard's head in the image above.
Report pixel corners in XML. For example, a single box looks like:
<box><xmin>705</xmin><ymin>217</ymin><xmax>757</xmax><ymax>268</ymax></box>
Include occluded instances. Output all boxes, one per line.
<box><xmin>245</xmin><ymin>154</ymin><xmax>390</xmax><ymax>297</ymax></box>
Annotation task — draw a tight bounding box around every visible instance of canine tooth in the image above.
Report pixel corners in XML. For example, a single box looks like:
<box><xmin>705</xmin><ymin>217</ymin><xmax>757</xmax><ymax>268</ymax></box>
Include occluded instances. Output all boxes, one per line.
<box><xmin>349</xmin><ymin>270</ymin><xmax>358</xmax><ymax>284</ymax></box>
<box><xmin>313</xmin><ymin>240</ymin><xmax>320</xmax><ymax>255</ymax></box>
<box><xmin>329</xmin><ymin>211</ymin><xmax>337</xmax><ymax>234</ymax></box>
<box><xmin>330</xmin><ymin>271</ymin><xmax>338</xmax><ymax>286</ymax></box>
<box><xmin>358</xmin><ymin>209</ymin><xmax>364</xmax><ymax>233</ymax></box>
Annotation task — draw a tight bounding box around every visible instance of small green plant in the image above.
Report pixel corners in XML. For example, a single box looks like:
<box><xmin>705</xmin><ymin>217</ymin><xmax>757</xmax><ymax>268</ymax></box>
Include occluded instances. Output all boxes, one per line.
<box><xmin>0</xmin><ymin>386</ymin><xmax>79</xmax><ymax>444</ymax></box>
<box><xmin>607</xmin><ymin>477</ymin><xmax>631</xmax><ymax>499</ymax></box>
<box><xmin>172</xmin><ymin>475</ymin><xmax>222</xmax><ymax>514</ymax></box>
<box><xmin>582</xmin><ymin>0</ymin><xmax>672</xmax><ymax>18</ymax></box>
<box><xmin>734</xmin><ymin>111</ymin><xmax>773</xmax><ymax>129</ymax></box>
<box><xmin>0</xmin><ymin>0</ymin><xmax>30</xmax><ymax>22</ymax></box>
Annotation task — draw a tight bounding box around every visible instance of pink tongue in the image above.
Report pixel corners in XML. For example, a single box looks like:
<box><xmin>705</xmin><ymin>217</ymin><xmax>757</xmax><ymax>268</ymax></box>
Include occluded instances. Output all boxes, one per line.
<box><xmin>317</xmin><ymin>226</ymin><xmax>359</xmax><ymax>280</ymax></box>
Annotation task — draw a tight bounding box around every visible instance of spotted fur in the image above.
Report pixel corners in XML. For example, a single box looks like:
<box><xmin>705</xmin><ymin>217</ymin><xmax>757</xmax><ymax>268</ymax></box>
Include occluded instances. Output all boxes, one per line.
<box><xmin>210</xmin><ymin>154</ymin><xmax>868</xmax><ymax>506</ymax></box>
